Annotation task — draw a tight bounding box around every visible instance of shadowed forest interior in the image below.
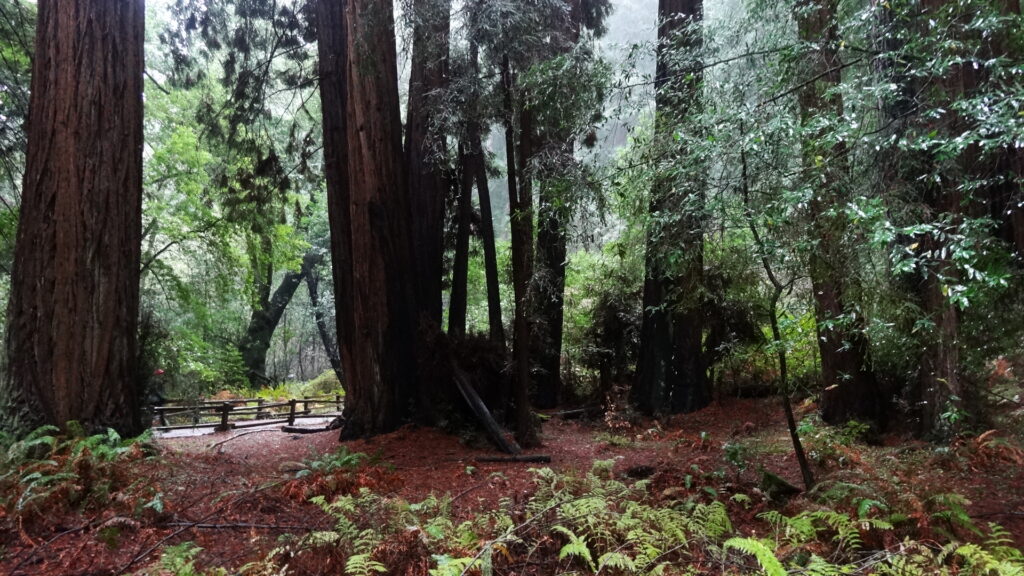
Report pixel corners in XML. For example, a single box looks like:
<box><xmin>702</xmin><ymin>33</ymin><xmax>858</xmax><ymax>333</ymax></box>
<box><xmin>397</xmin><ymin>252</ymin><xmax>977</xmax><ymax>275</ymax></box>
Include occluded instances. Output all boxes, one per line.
<box><xmin>1</xmin><ymin>0</ymin><xmax>1024</xmax><ymax>574</ymax></box>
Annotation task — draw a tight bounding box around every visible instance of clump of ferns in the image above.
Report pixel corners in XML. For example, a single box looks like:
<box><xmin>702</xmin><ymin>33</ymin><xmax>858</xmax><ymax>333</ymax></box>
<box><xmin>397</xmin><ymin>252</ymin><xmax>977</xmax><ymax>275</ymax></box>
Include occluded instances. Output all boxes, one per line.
<box><xmin>267</xmin><ymin>488</ymin><xmax>476</xmax><ymax>576</ymax></box>
<box><xmin>486</xmin><ymin>462</ymin><xmax>736</xmax><ymax>575</ymax></box>
<box><xmin>724</xmin><ymin>504</ymin><xmax>1023</xmax><ymax>576</ymax></box>
<box><xmin>0</xmin><ymin>424</ymin><xmax>163</xmax><ymax>527</ymax></box>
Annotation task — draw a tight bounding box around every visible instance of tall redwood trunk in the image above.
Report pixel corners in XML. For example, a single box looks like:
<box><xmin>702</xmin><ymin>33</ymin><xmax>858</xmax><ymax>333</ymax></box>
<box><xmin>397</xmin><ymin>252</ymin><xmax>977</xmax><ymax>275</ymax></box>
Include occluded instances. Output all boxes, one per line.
<box><xmin>796</xmin><ymin>0</ymin><xmax>881</xmax><ymax>426</ymax></box>
<box><xmin>529</xmin><ymin>0</ymin><xmax>583</xmax><ymax>410</ymax></box>
<box><xmin>502</xmin><ymin>53</ymin><xmax>538</xmax><ymax>446</ymax></box>
<box><xmin>466</xmin><ymin>32</ymin><xmax>505</xmax><ymax>347</ymax></box>
<box><xmin>317</xmin><ymin>0</ymin><xmax>419</xmax><ymax>438</ymax></box>
<box><xmin>634</xmin><ymin>0</ymin><xmax>707</xmax><ymax>415</ymax></box>
<box><xmin>910</xmin><ymin>0</ymin><xmax>977</xmax><ymax>437</ymax></box>
<box><xmin>406</xmin><ymin>0</ymin><xmax>451</xmax><ymax>326</ymax></box>
<box><xmin>448</xmin><ymin>141</ymin><xmax>473</xmax><ymax>338</ymax></box>
<box><xmin>531</xmin><ymin>178</ymin><xmax>569</xmax><ymax>409</ymax></box>
<box><xmin>1</xmin><ymin>0</ymin><xmax>145</xmax><ymax>436</ymax></box>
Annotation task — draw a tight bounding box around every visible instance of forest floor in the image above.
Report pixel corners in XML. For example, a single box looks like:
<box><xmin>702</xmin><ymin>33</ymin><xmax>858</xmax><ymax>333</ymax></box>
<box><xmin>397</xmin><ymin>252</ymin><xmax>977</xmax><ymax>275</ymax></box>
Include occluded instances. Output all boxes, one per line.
<box><xmin>2</xmin><ymin>396</ymin><xmax>1024</xmax><ymax>575</ymax></box>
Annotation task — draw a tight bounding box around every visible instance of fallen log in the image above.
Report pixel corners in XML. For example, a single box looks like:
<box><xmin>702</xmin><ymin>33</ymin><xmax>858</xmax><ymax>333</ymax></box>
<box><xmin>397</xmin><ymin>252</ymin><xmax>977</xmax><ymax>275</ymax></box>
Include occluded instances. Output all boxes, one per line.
<box><xmin>546</xmin><ymin>406</ymin><xmax>602</xmax><ymax>419</ymax></box>
<box><xmin>282</xmin><ymin>416</ymin><xmax>344</xmax><ymax>435</ymax></box>
<box><xmin>452</xmin><ymin>358</ymin><xmax>521</xmax><ymax>455</ymax></box>
<box><xmin>475</xmin><ymin>455</ymin><xmax>551</xmax><ymax>463</ymax></box>
<box><xmin>281</xmin><ymin>425</ymin><xmax>334</xmax><ymax>434</ymax></box>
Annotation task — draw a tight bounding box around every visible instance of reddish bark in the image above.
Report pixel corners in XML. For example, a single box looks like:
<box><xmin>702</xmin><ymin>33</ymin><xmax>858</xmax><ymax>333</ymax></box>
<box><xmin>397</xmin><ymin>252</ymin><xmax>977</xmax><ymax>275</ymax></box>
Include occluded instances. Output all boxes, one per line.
<box><xmin>317</xmin><ymin>0</ymin><xmax>419</xmax><ymax>438</ymax></box>
<box><xmin>634</xmin><ymin>0</ymin><xmax>708</xmax><ymax>415</ymax></box>
<box><xmin>448</xmin><ymin>141</ymin><xmax>473</xmax><ymax>338</ymax></box>
<box><xmin>795</xmin><ymin>0</ymin><xmax>881</xmax><ymax>426</ymax></box>
<box><xmin>406</xmin><ymin>0</ymin><xmax>451</xmax><ymax>326</ymax></box>
<box><xmin>2</xmin><ymin>0</ymin><xmax>145</xmax><ymax>436</ymax></box>
<box><xmin>502</xmin><ymin>53</ymin><xmax>538</xmax><ymax>447</ymax></box>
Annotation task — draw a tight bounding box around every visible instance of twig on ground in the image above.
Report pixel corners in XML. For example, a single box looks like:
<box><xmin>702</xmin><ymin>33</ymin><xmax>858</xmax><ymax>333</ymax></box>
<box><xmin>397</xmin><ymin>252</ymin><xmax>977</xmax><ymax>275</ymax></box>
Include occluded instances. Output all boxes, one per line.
<box><xmin>451</xmin><ymin>480</ymin><xmax>490</xmax><ymax>503</ymax></box>
<box><xmin>163</xmin><ymin>522</ymin><xmax>313</xmax><ymax>531</ymax></box>
<box><xmin>10</xmin><ymin>523</ymin><xmax>92</xmax><ymax>574</ymax></box>
<box><xmin>206</xmin><ymin>430</ymin><xmax>279</xmax><ymax>452</ymax></box>
<box><xmin>117</xmin><ymin>481</ymin><xmax>284</xmax><ymax>573</ymax></box>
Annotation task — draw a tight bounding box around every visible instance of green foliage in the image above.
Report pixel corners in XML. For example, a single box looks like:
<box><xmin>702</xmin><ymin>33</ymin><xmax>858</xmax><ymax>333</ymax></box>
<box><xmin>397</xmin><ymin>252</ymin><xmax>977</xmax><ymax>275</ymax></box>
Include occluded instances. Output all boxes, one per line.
<box><xmin>296</xmin><ymin>447</ymin><xmax>366</xmax><ymax>478</ymax></box>
<box><xmin>797</xmin><ymin>415</ymin><xmax>866</xmax><ymax>468</ymax></box>
<box><xmin>0</xmin><ymin>426</ymin><xmax>161</xmax><ymax>524</ymax></box>
<box><xmin>724</xmin><ymin>537</ymin><xmax>787</xmax><ymax>576</ymax></box>
<box><xmin>155</xmin><ymin>542</ymin><xmax>227</xmax><ymax>576</ymax></box>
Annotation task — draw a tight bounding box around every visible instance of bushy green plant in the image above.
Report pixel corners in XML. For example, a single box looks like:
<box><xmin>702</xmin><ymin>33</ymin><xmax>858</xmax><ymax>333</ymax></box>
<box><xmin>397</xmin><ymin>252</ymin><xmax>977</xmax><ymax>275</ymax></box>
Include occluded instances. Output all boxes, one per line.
<box><xmin>260</xmin><ymin>460</ymin><xmax>1023</xmax><ymax>576</ymax></box>
<box><xmin>797</xmin><ymin>414</ymin><xmax>867</xmax><ymax>468</ymax></box>
<box><xmin>153</xmin><ymin>542</ymin><xmax>227</xmax><ymax>576</ymax></box>
<box><xmin>296</xmin><ymin>446</ymin><xmax>366</xmax><ymax>478</ymax></box>
<box><xmin>304</xmin><ymin>369</ymin><xmax>344</xmax><ymax>396</ymax></box>
<box><xmin>0</xmin><ymin>425</ymin><xmax>162</xmax><ymax>524</ymax></box>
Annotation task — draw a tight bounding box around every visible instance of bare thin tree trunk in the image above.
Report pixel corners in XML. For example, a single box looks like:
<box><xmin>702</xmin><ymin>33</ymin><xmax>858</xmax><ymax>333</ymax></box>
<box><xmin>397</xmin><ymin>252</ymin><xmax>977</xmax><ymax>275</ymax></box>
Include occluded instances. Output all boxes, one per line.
<box><xmin>466</xmin><ymin>32</ymin><xmax>505</xmax><ymax>347</ymax></box>
<box><xmin>304</xmin><ymin>255</ymin><xmax>343</xmax><ymax>382</ymax></box>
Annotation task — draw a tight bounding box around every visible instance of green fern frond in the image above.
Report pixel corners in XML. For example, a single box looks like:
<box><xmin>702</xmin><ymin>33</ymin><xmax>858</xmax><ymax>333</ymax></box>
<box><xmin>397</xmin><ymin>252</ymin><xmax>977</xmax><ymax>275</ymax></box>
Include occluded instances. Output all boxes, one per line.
<box><xmin>598</xmin><ymin>551</ymin><xmax>637</xmax><ymax>572</ymax></box>
<box><xmin>693</xmin><ymin>501</ymin><xmax>733</xmax><ymax>541</ymax></box>
<box><xmin>725</xmin><ymin>537</ymin><xmax>787</xmax><ymax>576</ymax></box>
<box><xmin>430</xmin><ymin>555</ymin><xmax>479</xmax><ymax>576</ymax></box>
<box><xmin>803</xmin><ymin>554</ymin><xmax>857</xmax><ymax>576</ymax></box>
<box><xmin>554</xmin><ymin>525</ymin><xmax>596</xmax><ymax>571</ymax></box>
<box><xmin>345</xmin><ymin>553</ymin><xmax>386</xmax><ymax>576</ymax></box>
<box><xmin>855</xmin><ymin>497</ymin><xmax>889</xmax><ymax>519</ymax></box>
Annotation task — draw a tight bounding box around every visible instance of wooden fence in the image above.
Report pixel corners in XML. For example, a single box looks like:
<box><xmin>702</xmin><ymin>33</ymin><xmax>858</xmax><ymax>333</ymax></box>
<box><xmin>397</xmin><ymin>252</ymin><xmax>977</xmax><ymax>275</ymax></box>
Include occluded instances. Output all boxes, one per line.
<box><xmin>150</xmin><ymin>394</ymin><xmax>343</xmax><ymax>432</ymax></box>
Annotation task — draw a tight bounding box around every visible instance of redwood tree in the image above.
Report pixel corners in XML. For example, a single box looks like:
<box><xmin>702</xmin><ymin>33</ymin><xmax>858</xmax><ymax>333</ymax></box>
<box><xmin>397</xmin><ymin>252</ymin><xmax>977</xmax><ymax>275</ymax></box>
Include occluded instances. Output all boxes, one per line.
<box><xmin>317</xmin><ymin>0</ymin><xmax>419</xmax><ymax>438</ymax></box>
<box><xmin>795</xmin><ymin>0</ymin><xmax>881</xmax><ymax>426</ymax></box>
<box><xmin>501</xmin><ymin>53</ymin><xmax>539</xmax><ymax>447</ymax></box>
<box><xmin>1</xmin><ymin>0</ymin><xmax>146</xmax><ymax>436</ymax></box>
<box><xmin>634</xmin><ymin>0</ymin><xmax>708</xmax><ymax>415</ymax></box>
<box><xmin>406</xmin><ymin>0</ymin><xmax>451</xmax><ymax>326</ymax></box>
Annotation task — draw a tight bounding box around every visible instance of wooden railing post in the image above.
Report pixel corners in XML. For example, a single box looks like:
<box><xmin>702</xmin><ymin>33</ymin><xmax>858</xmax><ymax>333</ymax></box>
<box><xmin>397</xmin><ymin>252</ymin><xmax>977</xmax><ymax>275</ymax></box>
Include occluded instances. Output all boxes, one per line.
<box><xmin>288</xmin><ymin>399</ymin><xmax>297</xmax><ymax>425</ymax></box>
<box><xmin>217</xmin><ymin>402</ymin><xmax>232</xmax><ymax>432</ymax></box>
<box><xmin>256</xmin><ymin>398</ymin><xmax>266</xmax><ymax>420</ymax></box>
<box><xmin>335</xmin><ymin>394</ymin><xmax>342</xmax><ymax>412</ymax></box>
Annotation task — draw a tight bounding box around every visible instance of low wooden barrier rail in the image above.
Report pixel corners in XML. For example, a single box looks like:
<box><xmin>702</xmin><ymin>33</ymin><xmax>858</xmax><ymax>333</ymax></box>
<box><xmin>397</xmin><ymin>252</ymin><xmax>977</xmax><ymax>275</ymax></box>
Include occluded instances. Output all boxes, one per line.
<box><xmin>151</xmin><ymin>394</ymin><xmax>343</xmax><ymax>432</ymax></box>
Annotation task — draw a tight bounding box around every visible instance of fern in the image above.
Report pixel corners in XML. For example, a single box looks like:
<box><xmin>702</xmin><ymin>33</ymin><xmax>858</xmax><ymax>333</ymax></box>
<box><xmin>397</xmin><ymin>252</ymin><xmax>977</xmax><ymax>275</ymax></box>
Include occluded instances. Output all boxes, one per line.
<box><xmin>985</xmin><ymin>523</ymin><xmax>1024</xmax><ymax>563</ymax></box>
<box><xmin>724</xmin><ymin>537</ymin><xmax>787</xmax><ymax>576</ymax></box>
<box><xmin>811</xmin><ymin>510</ymin><xmax>864</xmax><ymax>552</ymax></box>
<box><xmin>854</xmin><ymin>497</ymin><xmax>888</xmax><ymax>519</ymax></box>
<box><xmin>700</xmin><ymin>501</ymin><xmax>735</xmax><ymax>540</ymax></box>
<box><xmin>598</xmin><ymin>550</ymin><xmax>637</xmax><ymax>573</ymax></box>
<box><xmin>929</xmin><ymin>493</ymin><xmax>983</xmax><ymax>538</ymax></box>
<box><xmin>759</xmin><ymin>509</ymin><xmax>817</xmax><ymax>547</ymax></box>
<box><xmin>430</xmin><ymin>555</ymin><xmax>481</xmax><ymax>576</ymax></box>
<box><xmin>946</xmin><ymin>543</ymin><xmax>1024</xmax><ymax>576</ymax></box>
<box><xmin>803</xmin><ymin>554</ymin><xmax>857</xmax><ymax>576</ymax></box>
<box><xmin>345</xmin><ymin>553</ymin><xmax>386</xmax><ymax>576</ymax></box>
<box><xmin>554</xmin><ymin>525</ymin><xmax>597</xmax><ymax>571</ymax></box>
